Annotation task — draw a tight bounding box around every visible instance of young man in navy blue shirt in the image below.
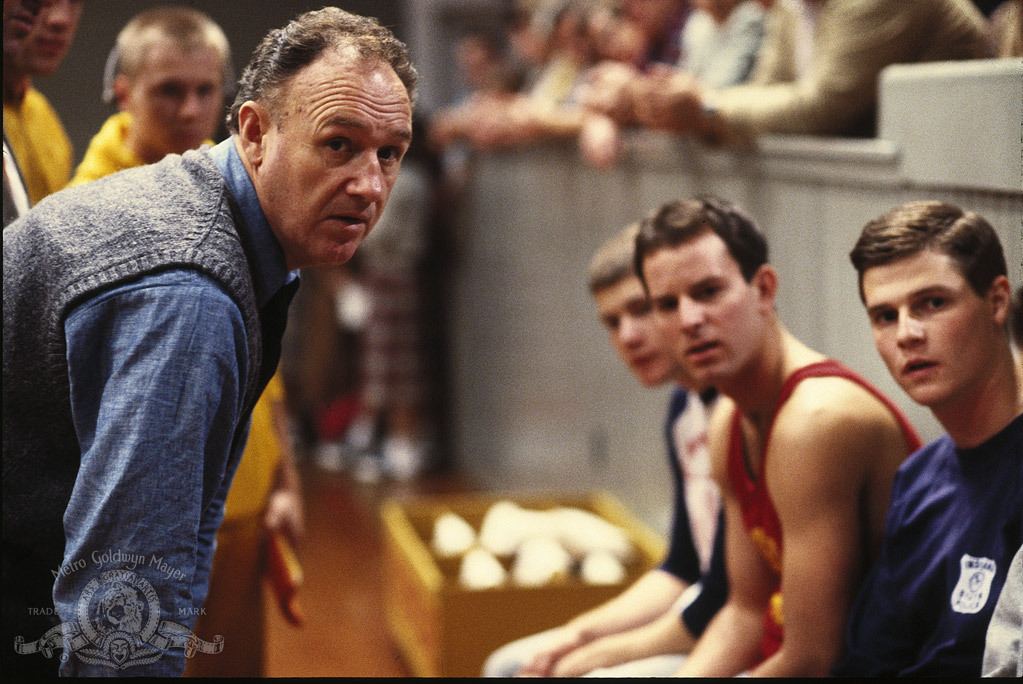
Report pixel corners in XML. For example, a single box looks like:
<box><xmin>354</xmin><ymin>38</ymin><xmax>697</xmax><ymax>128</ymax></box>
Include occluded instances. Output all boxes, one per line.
<box><xmin>837</xmin><ymin>200</ymin><xmax>1022</xmax><ymax>677</ymax></box>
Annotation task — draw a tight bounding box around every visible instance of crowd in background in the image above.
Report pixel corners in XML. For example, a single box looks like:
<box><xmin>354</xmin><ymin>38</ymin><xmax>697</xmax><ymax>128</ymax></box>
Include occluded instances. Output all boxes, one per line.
<box><xmin>429</xmin><ymin>0</ymin><xmax>1019</xmax><ymax>171</ymax></box>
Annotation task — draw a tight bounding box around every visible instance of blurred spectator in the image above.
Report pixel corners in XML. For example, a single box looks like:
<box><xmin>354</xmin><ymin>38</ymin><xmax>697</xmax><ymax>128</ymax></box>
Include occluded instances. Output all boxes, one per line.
<box><xmin>427</xmin><ymin>29</ymin><xmax>521</xmax><ymax>187</ymax></box>
<box><xmin>577</xmin><ymin>0</ymin><xmax>690</xmax><ymax>137</ymax></box>
<box><xmin>631</xmin><ymin>0</ymin><xmax>993</xmax><ymax>143</ymax></box>
<box><xmin>69</xmin><ymin>5</ymin><xmax>231</xmax><ymax>186</ymax></box>
<box><xmin>456</xmin><ymin>31</ymin><xmax>518</xmax><ymax>98</ymax></box>
<box><xmin>627</xmin><ymin>0</ymin><xmax>693</xmax><ymax>65</ymax></box>
<box><xmin>428</xmin><ymin>0</ymin><xmax>768</xmax><ymax>170</ymax></box>
<box><xmin>680</xmin><ymin>0</ymin><xmax>767</xmax><ymax>88</ymax></box>
<box><xmin>430</xmin><ymin>2</ymin><xmax>597</xmax><ymax>154</ymax></box>
<box><xmin>580</xmin><ymin>0</ymin><xmax>766</xmax><ymax>167</ymax></box>
<box><xmin>327</xmin><ymin>118</ymin><xmax>443</xmax><ymax>483</ymax></box>
<box><xmin>478</xmin><ymin>1</ymin><xmax>597</xmax><ymax>149</ymax></box>
<box><xmin>282</xmin><ymin>262</ymin><xmax>363</xmax><ymax>457</ymax></box>
<box><xmin>2</xmin><ymin>0</ymin><xmax>50</xmax><ymax>228</ymax></box>
<box><xmin>988</xmin><ymin>0</ymin><xmax>1023</xmax><ymax>56</ymax></box>
<box><xmin>2</xmin><ymin>0</ymin><xmax>81</xmax><ymax>204</ymax></box>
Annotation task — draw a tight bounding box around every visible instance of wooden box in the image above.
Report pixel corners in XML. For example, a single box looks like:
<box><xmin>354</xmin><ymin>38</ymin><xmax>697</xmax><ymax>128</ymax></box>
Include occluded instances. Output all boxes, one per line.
<box><xmin>379</xmin><ymin>491</ymin><xmax>666</xmax><ymax>677</ymax></box>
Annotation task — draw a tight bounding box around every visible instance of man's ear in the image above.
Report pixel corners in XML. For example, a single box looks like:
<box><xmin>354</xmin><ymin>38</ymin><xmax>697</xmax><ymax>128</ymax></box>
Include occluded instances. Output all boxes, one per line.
<box><xmin>988</xmin><ymin>274</ymin><xmax>1012</xmax><ymax>327</ymax></box>
<box><xmin>111</xmin><ymin>74</ymin><xmax>131</xmax><ymax>112</ymax></box>
<box><xmin>235</xmin><ymin>101</ymin><xmax>272</xmax><ymax>167</ymax></box>
<box><xmin>752</xmin><ymin>263</ymin><xmax>778</xmax><ymax>310</ymax></box>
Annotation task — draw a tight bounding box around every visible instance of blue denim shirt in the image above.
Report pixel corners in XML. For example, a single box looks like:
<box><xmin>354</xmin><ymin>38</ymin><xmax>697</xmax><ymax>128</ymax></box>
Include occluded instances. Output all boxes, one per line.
<box><xmin>55</xmin><ymin>139</ymin><xmax>298</xmax><ymax>676</ymax></box>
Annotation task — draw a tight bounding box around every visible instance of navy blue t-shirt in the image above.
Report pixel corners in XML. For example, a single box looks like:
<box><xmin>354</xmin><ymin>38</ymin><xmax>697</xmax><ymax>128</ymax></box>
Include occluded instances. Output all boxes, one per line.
<box><xmin>833</xmin><ymin>412</ymin><xmax>1023</xmax><ymax>677</ymax></box>
<box><xmin>659</xmin><ymin>387</ymin><xmax>728</xmax><ymax>637</ymax></box>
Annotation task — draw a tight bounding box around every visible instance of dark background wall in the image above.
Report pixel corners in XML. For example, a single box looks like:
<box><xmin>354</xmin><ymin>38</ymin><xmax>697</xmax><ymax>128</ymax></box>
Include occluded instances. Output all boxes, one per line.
<box><xmin>34</xmin><ymin>1</ymin><xmax>404</xmax><ymax>166</ymax></box>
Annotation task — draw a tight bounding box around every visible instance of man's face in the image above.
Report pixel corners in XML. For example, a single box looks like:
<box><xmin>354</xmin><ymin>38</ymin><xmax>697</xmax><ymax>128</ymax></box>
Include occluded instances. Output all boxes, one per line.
<box><xmin>3</xmin><ymin>0</ymin><xmax>50</xmax><ymax>66</ymax></box>
<box><xmin>594</xmin><ymin>275</ymin><xmax>678</xmax><ymax>387</ymax></box>
<box><xmin>243</xmin><ymin>48</ymin><xmax>412</xmax><ymax>269</ymax></box>
<box><xmin>16</xmin><ymin>0</ymin><xmax>81</xmax><ymax>77</ymax></box>
<box><xmin>862</xmin><ymin>249</ymin><xmax>1010</xmax><ymax>413</ymax></box>
<box><xmin>643</xmin><ymin>231</ymin><xmax>770</xmax><ymax>389</ymax></box>
<box><xmin>116</xmin><ymin>42</ymin><xmax>224</xmax><ymax>161</ymax></box>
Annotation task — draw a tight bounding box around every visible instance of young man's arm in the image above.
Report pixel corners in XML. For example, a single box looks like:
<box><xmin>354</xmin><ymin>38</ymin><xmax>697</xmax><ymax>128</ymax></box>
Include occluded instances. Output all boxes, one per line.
<box><xmin>545</xmin><ymin>591</ymin><xmax>698</xmax><ymax>677</ymax></box>
<box><xmin>752</xmin><ymin>378</ymin><xmax>909</xmax><ymax>676</ymax></box>
<box><xmin>676</xmin><ymin>401</ymin><xmax>775</xmax><ymax>677</ymax></box>
<box><xmin>516</xmin><ymin>568</ymin><xmax>687</xmax><ymax>676</ymax></box>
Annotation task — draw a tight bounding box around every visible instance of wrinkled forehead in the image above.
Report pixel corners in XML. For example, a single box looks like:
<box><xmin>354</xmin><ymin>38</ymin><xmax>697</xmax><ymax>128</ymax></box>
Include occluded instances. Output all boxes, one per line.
<box><xmin>278</xmin><ymin>47</ymin><xmax>410</xmax><ymax>112</ymax></box>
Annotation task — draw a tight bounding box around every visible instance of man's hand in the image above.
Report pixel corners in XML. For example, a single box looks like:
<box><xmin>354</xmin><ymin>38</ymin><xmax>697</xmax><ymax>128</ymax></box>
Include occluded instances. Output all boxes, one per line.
<box><xmin>632</xmin><ymin>67</ymin><xmax>704</xmax><ymax>133</ymax></box>
<box><xmin>264</xmin><ymin>489</ymin><xmax>304</xmax><ymax>545</ymax></box>
<box><xmin>579</xmin><ymin>113</ymin><xmax>624</xmax><ymax>170</ymax></box>
<box><xmin>579</xmin><ymin>61</ymin><xmax>641</xmax><ymax>124</ymax></box>
<box><xmin>548</xmin><ymin>632</ymin><xmax>633</xmax><ymax>677</ymax></box>
<box><xmin>516</xmin><ymin>625</ymin><xmax>589</xmax><ymax>677</ymax></box>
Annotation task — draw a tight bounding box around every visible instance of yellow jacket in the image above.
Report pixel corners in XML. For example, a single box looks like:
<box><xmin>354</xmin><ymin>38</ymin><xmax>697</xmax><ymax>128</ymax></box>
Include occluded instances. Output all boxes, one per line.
<box><xmin>68</xmin><ymin>112</ymin><xmax>144</xmax><ymax>187</ymax></box>
<box><xmin>3</xmin><ymin>87</ymin><xmax>72</xmax><ymax>204</ymax></box>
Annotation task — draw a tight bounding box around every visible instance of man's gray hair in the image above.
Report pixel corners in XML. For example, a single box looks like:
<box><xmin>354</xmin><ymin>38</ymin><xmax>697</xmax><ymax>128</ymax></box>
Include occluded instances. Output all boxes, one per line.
<box><xmin>226</xmin><ymin>7</ymin><xmax>417</xmax><ymax>133</ymax></box>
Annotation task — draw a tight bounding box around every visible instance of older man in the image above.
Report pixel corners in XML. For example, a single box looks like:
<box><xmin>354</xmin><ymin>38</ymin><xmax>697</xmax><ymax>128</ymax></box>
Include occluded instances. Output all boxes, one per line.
<box><xmin>3</xmin><ymin>7</ymin><xmax>415</xmax><ymax>676</ymax></box>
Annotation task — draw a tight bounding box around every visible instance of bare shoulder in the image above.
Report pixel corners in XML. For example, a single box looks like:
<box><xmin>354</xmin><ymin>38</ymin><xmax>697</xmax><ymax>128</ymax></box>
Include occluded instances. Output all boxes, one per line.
<box><xmin>775</xmin><ymin>375</ymin><xmax>904</xmax><ymax>445</ymax></box>
<box><xmin>767</xmin><ymin>376</ymin><xmax>907</xmax><ymax>492</ymax></box>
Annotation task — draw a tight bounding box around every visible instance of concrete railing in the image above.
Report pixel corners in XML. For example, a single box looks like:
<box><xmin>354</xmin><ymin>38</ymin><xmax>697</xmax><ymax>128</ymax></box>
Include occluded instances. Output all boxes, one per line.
<box><xmin>444</xmin><ymin>59</ymin><xmax>1023</xmax><ymax>530</ymax></box>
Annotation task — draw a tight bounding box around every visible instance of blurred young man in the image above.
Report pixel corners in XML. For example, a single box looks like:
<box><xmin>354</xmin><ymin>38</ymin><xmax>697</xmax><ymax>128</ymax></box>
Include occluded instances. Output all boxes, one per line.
<box><xmin>635</xmin><ymin>195</ymin><xmax>921</xmax><ymax>676</ymax></box>
<box><xmin>834</xmin><ymin>201</ymin><xmax>1022</xmax><ymax>677</ymax></box>
<box><xmin>2</xmin><ymin>0</ymin><xmax>82</xmax><ymax>203</ymax></box>
<box><xmin>484</xmin><ymin>222</ymin><xmax>727</xmax><ymax>677</ymax></box>
<box><xmin>70</xmin><ymin>5</ymin><xmax>230</xmax><ymax>185</ymax></box>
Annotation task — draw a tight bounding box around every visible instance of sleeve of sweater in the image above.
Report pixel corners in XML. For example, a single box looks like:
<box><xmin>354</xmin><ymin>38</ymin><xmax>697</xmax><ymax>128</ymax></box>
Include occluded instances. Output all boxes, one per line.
<box><xmin>55</xmin><ymin>268</ymin><xmax>247</xmax><ymax>677</ymax></box>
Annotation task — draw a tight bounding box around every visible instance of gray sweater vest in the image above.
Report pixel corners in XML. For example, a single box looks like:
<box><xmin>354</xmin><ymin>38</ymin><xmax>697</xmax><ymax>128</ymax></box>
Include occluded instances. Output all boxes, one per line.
<box><xmin>2</xmin><ymin>149</ymin><xmax>265</xmax><ymax>625</ymax></box>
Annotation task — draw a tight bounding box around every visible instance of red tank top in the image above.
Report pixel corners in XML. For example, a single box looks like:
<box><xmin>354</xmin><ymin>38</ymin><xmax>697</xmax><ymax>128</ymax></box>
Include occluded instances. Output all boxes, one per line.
<box><xmin>726</xmin><ymin>359</ymin><xmax>922</xmax><ymax>661</ymax></box>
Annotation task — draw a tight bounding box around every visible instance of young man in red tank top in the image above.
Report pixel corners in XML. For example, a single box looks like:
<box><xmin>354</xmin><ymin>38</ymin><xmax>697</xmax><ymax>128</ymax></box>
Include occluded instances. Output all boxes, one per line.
<box><xmin>634</xmin><ymin>196</ymin><xmax>922</xmax><ymax>676</ymax></box>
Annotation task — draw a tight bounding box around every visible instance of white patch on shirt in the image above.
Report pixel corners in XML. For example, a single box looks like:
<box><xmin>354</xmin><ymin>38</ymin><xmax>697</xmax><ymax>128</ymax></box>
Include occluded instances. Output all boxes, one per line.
<box><xmin>672</xmin><ymin>395</ymin><xmax>721</xmax><ymax>574</ymax></box>
<box><xmin>950</xmin><ymin>554</ymin><xmax>997</xmax><ymax>614</ymax></box>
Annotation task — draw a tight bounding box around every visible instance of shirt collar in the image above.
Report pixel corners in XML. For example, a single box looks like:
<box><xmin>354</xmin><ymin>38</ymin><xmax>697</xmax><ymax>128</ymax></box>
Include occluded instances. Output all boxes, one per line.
<box><xmin>209</xmin><ymin>137</ymin><xmax>298</xmax><ymax>308</ymax></box>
